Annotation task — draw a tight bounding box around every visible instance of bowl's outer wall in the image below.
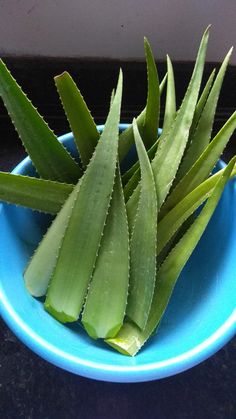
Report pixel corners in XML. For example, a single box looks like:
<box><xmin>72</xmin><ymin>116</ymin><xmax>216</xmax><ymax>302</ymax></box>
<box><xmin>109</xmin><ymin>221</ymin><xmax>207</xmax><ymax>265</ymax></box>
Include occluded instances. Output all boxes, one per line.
<box><xmin>0</xmin><ymin>127</ymin><xmax>236</xmax><ymax>382</ymax></box>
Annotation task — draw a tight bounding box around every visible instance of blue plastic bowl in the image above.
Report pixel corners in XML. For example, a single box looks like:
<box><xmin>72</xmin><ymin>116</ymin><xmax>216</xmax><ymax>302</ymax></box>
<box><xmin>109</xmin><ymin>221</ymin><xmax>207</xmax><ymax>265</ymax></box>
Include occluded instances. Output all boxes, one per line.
<box><xmin>0</xmin><ymin>127</ymin><xmax>236</xmax><ymax>382</ymax></box>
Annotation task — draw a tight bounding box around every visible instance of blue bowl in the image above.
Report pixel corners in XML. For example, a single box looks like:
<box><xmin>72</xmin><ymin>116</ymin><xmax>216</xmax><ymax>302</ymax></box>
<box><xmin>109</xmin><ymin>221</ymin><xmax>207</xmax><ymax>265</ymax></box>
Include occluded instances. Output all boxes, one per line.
<box><xmin>0</xmin><ymin>129</ymin><xmax>236</xmax><ymax>382</ymax></box>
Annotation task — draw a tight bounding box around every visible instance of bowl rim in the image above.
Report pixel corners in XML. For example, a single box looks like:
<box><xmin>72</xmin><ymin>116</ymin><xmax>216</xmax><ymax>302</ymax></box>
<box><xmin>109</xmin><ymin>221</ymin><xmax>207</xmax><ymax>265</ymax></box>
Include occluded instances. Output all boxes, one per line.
<box><xmin>1</xmin><ymin>286</ymin><xmax>235</xmax><ymax>382</ymax></box>
<box><xmin>0</xmin><ymin>128</ymin><xmax>236</xmax><ymax>383</ymax></box>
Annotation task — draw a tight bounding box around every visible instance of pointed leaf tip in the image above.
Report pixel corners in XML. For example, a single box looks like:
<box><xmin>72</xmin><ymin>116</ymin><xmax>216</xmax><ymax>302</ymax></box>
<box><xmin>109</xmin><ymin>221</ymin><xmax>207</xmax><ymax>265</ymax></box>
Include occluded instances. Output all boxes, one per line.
<box><xmin>228</xmin><ymin>46</ymin><xmax>234</xmax><ymax>55</ymax></box>
<box><xmin>54</xmin><ymin>70</ymin><xmax>99</xmax><ymax>167</ymax></box>
<box><xmin>205</xmin><ymin>24</ymin><xmax>212</xmax><ymax>33</ymax></box>
<box><xmin>144</xmin><ymin>36</ymin><xmax>151</xmax><ymax>47</ymax></box>
<box><xmin>118</xmin><ymin>68</ymin><xmax>123</xmax><ymax>80</ymax></box>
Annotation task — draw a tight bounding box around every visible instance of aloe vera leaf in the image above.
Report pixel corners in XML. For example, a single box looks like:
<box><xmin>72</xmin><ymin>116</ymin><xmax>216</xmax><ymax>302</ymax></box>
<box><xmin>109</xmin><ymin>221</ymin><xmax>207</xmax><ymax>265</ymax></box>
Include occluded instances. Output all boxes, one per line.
<box><xmin>160</xmin><ymin>73</ymin><xmax>167</xmax><ymax>93</ymax></box>
<box><xmin>107</xmin><ymin>157</ymin><xmax>235</xmax><ymax>355</ymax></box>
<box><xmin>189</xmin><ymin>68</ymin><xmax>216</xmax><ymax>139</ymax></box>
<box><xmin>161</xmin><ymin>55</ymin><xmax>176</xmax><ymax>137</ymax></box>
<box><xmin>156</xmin><ymin>163</ymin><xmax>236</xmax><ymax>255</ymax></box>
<box><xmin>123</xmin><ymin>168</ymin><xmax>141</xmax><ymax>203</ymax></box>
<box><xmin>110</xmin><ymin>88</ymin><xmax>115</xmax><ymax>109</ymax></box>
<box><xmin>54</xmin><ymin>72</ymin><xmax>99</xmax><ymax>167</ymax></box>
<box><xmin>123</xmin><ymin>138</ymin><xmax>159</xmax><ymax>201</ymax></box>
<box><xmin>175</xmin><ymin>48</ymin><xmax>233</xmax><ymax>182</ymax></box>
<box><xmin>126</xmin><ymin>183</ymin><xmax>141</xmax><ymax>233</ymax></box>
<box><xmin>141</xmin><ymin>37</ymin><xmax>160</xmax><ymax>148</ymax></box>
<box><xmin>123</xmin><ymin>55</ymin><xmax>175</xmax><ymax>199</ymax></box>
<box><xmin>160</xmin><ymin>110</ymin><xmax>236</xmax><ymax>218</ymax></box>
<box><xmin>125</xmin><ymin>120</ymin><xmax>158</xmax><ymax>330</ymax></box>
<box><xmin>0</xmin><ymin>60</ymin><xmax>81</xmax><ymax>183</ymax></box>
<box><xmin>82</xmin><ymin>169</ymin><xmax>129</xmax><ymax>339</ymax></box>
<box><xmin>150</xmin><ymin>27</ymin><xmax>210</xmax><ymax>206</ymax></box>
<box><xmin>169</xmin><ymin>69</ymin><xmax>215</xmax><ymax>193</ymax></box>
<box><xmin>0</xmin><ymin>172</ymin><xmax>73</xmax><ymax>214</ymax></box>
<box><xmin>122</xmin><ymin>136</ymin><xmax>158</xmax><ymax>188</ymax></box>
<box><xmin>5</xmin><ymin>151</ymin><xmax>234</xmax><ymax>220</ymax></box>
<box><xmin>24</xmin><ymin>183</ymin><xmax>81</xmax><ymax>296</ymax></box>
<box><xmin>126</xmin><ymin>27</ymin><xmax>210</xmax><ymax>227</ymax></box>
<box><xmin>44</xmin><ymin>71</ymin><xmax>123</xmax><ymax>323</ymax></box>
<box><xmin>118</xmin><ymin>71</ymin><xmax>166</xmax><ymax>163</ymax></box>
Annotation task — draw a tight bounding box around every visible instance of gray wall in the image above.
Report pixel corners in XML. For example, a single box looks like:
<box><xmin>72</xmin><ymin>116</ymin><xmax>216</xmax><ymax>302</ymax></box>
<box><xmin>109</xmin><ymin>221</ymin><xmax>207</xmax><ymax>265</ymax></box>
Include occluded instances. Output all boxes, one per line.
<box><xmin>0</xmin><ymin>0</ymin><xmax>236</xmax><ymax>63</ymax></box>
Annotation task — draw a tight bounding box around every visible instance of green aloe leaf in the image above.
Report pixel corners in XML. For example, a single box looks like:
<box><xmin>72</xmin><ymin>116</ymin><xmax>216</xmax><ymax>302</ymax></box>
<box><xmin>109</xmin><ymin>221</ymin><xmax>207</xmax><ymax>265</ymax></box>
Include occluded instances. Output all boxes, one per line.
<box><xmin>118</xmin><ymin>68</ymin><xmax>166</xmax><ymax>163</ymax></box>
<box><xmin>82</xmin><ymin>169</ymin><xmax>129</xmax><ymax>339</ymax></box>
<box><xmin>169</xmin><ymin>69</ymin><xmax>215</xmax><ymax>194</ymax></box>
<box><xmin>0</xmin><ymin>172</ymin><xmax>73</xmax><ymax>214</ymax></box>
<box><xmin>124</xmin><ymin>68</ymin><xmax>214</xmax><ymax>203</ymax></box>
<box><xmin>126</xmin><ymin>182</ymin><xmax>141</xmax><ymax>233</ymax></box>
<box><xmin>123</xmin><ymin>168</ymin><xmax>141</xmax><ymax>203</ymax></box>
<box><xmin>44</xmin><ymin>70</ymin><xmax>123</xmax><ymax>323</ymax></box>
<box><xmin>3</xmin><ymin>156</ymin><xmax>235</xmax><ymax>230</ymax></box>
<box><xmin>156</xmin><ymin>162</ymin><xmax>236</xmax><ymax>255</ymax></box>
<box><xmin>161</xmin><ymin>55</ymin><xmax>176</xmax><ymax>137</ymax></box>
<box><xmin>126</xmin><ymin>27</ymin><xmax>210</xmax><ymax>228</ymax></box>
<box><xmin>159</xmin><ymin>73</ymin><xmax>167</xmax><ymax>92</ymax></box>
<box><xmin>175</xmin><ymin>48</ymin><xmax>233</xmax><ymax>182</ymax></box>
<box><xmin>54</xmin><ymin>71</ymin><xmax>99</xmax><ymax>167</ymax></box>
<box><xmin>151</xmin><ymin>26</ymin><xmax>210</xmax><ymax>206</ymax></box>
<box><xmin>141</xmin><ymin>37</ymin><xmax>160</xmax><ymax>148</ymax></box>
<box><xmin>160</xmin><ymin>110</ymin><xmax>236</xmax><ymax>218</ymax></box>
<box><xmin>123</xmin><ymin>140</ymin><xmax>159</xmax><ymax>202</ymax></box>
<box><xmin>189</xmin><ymin>68</ymin><xmax>216</xmax><ymax>139</ymax></box>
<box><xmin>0</xmin><ymin>60</ymin><xmax>81</xmax><ymax>183</ymax></box>
<box><xmin>123</xmin><ymin>55</ymin><xmax>175</xmax><ymax>200</ymax></box>
<box><xmin>125</xmin><ymin>119</ymin><xmax>158</xmax><ymax>330</ymax></box>
<box><xmin>106</xmin><ymin>157</ymin><xmax>235</xmax><ymax>356</ymax></box>
<box><xmin>110</xmin><ymin>88</ymin><xmax>115</xmax><ymax>109</ymax></box>
<box><xmin>24</xmin><ymin>184</ymin><xmax>79</xmax><ymax>297</ymax></box>
<box><xmin>122</xmin><ymin>136</ymin><xmax>158</xmax><ymax>190</ymax></box>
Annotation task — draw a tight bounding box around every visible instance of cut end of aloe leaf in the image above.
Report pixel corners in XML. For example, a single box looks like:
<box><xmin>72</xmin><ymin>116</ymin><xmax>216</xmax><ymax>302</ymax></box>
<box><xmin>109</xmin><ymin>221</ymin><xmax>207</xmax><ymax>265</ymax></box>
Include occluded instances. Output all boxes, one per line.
<box><xmin>105</xmin><ymin>339</ymin><xmax>134</xmax><ymax>356</ymax></box>
<box><xmin>24</xmin><ymin>277</ymin><xmax>45</xmax><ymax>298</ymax></box>
<box><xmin>54</xmin><ymin>71</ymin><xmax>68</xmax><ymax>80</ymax></box>
<box><xmin>24</xmin><ymin>260</ymin><xmax>54</xmax><ymax>298</ymax></box>
<box><xmin>105</xmin><ymin>321</ymin><xmax>144</xmax><ymax>356</ymax></box>
<box><xmin>44</xmin><ymin>299</ymin><xmax>77</xmax><ymax>323</ymax></box>
<box><xmin>106</xmin><ymin>342</ymin><xmax>133</xmax><ymax>356</ymax></box>
<box><xmin>82</xmin><ymin>322</ymin><xmax>98</xmax><ymax>340</ymax></box>
<box><xmin>82</xmin><ymin>320</ymin><xmax>122</xmax><ymax>340</ymax></box>
<box><xmin>126</xmin><ymin>312</ymin><xmax>148</xmax><ymax>332</ymax></box>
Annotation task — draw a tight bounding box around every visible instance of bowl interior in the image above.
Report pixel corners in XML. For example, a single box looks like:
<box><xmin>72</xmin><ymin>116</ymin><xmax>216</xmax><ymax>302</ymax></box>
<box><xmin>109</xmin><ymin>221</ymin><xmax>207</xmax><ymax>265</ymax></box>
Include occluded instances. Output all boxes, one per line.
<box><xmin>0</xmin><ymin>133</ymin><xmax>236</xmax><ymax>382</ymax></box>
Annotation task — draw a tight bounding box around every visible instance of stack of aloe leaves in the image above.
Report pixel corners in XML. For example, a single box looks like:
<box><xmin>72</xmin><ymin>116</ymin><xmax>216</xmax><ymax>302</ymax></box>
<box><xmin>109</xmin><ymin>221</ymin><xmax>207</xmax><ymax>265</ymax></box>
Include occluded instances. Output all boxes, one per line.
<box><xmin>0</xmin><ymin>27</ymin><xmax>236</xmax><ymax>356</ymax></box>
